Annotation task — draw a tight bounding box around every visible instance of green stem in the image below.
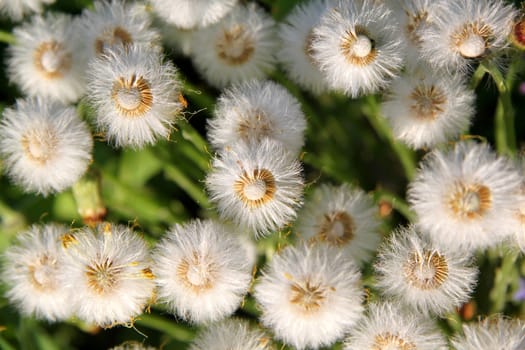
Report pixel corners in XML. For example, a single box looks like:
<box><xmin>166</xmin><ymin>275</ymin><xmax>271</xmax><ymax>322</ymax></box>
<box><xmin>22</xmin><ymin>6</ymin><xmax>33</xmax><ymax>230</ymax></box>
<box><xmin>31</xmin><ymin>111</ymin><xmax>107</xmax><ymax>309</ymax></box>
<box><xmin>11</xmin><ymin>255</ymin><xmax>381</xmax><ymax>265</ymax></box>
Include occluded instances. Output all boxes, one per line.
<box><xmin>163</xmin><ymin>163</ymin><xmax>210</xmax><ymax>208</ymax></box>
<box><xmin>490</xmin><ymin>249</ymin><xmax>519</xmax><ymax>313</ymax></box>
<box><xmin>134</xmin><ymin>314</ymin><xmax>194</xmax><ymax>342</ymax></box>
<box><xmin>362</xmin><ymin>95</ymin><xmax>417</xmax><ymax>181</ymax></box>
<box><xmin>373</xmin><ymin>189</ymin><xmax>417</xmax><ymax>222</ymax></box>
<box><xmin>0</xmin><ymin>31</ymin><xmax>15</xmax><ymax>45</ymax></box>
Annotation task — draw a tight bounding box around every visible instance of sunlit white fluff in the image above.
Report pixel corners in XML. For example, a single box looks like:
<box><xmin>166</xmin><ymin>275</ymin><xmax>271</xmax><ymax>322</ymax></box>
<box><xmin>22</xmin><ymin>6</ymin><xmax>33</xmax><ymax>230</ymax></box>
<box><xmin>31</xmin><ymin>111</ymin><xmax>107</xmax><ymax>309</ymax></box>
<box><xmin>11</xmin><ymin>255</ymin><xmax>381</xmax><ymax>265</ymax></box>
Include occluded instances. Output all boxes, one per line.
<box><xmin>0</xmin><ymin>0</ymin><xmax>54</xmax><ymax>21</ymax></box>
<box><xmin>408</xmin><ymin>141</ymin><xmax>523</xmax><ymax>252</ymax></box>
<box><xmin>381</xmin><ymin>64</ymin><xmax>476</xmax><ymax>149</ymax></box>
<box><xmin>2</xmin><ymin>224</ymin><xmax>73</xmax><ymax>322</ymax></box>
<box><xmin>87</xmin><ymin>45</ymin><xmax>183</xmax><ymax>148</ymax></box>
<box><xmin>149</xmin><ymin>0</ymin><xmax>238</xmax><ymax>30</ymax></box>
<box><xmin>190</xmin><ymin>3</ymin><xmax>277</xmax><ymax>88</ymax></box>
<box><xmin>206</xmin><ymin>139</ymin><xmax>304</xmax><ymax>237</ymax></box>
<box><xmin>389</xmin><ymin>0</ymin><xmax>442</xmax><ymax>67</ymax></box>
<box><xmin>0</xmin><ymin>98</ymin><xmax>93</xmax><ymax>196</ymax></box>
<box><xmin>153</xmin><ymin>219</ymin><xmax>253</xmax><ymax>324</ymax></box>
<box><xmin>450</xmin><ymin>316</ymin><xmax>525</xmax><ymax>350</ymax></box>
<box><xmin>254</xmin><ymin>243</ymin><xmax>364</xmax><ymax>349</ymax></box>
<box><xmin>375</xmin><ymin>225</ymin><xmax>478</xmax><ymax>316</ymax></box>
<box><xmin>7</xmin><ymin>13</ymin><xmax>87</xmax><ymax>104</ymax></box>
<box><xmin>420</xmin><ymin>0</ymin><xmax>517</xmax><ymax>73</ymax></box>
<box><xmin>189</xmin><ymin>318</ymin><xmax>273</xmax><ymax>350</ymax></box>
<box><xmin>208</xmin><ymin>80</ymin><xmax>306</xmax><ymax>156</ymax></box>
<box><xmin>277</xmin><ymin>0</ymin><xmax>331</xmax><ymax>95</ymax></box>
<box><xmin>61</xmin><ymin>223</ymin><xmax>155</xmax><ymax>327</ymax></box>
<box><xmin>311</xmin><ymin>0</ymin><xmax>405</xmax><ymax>97</ymax></box>
<box><xmin>78</xmin><ymin>0</ymin><xmax>160</xmax><ymax>59</ymax></box>
<box><xmin>344</xmin><ymin>301</ymin><xmax>448</xmax><ymax>350</ymax></box>
<box><xmin>295</xmin><ymin>183</ymin><xmax>381</xmax><ymax>266</ymax></box>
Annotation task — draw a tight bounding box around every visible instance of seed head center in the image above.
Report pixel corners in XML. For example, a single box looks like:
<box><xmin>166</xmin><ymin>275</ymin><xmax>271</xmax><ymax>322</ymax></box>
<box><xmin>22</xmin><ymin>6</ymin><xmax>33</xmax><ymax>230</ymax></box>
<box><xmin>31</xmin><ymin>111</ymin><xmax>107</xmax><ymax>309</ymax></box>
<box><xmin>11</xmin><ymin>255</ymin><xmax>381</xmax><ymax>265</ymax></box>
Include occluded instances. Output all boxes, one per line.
<box><xmin>403</xmin><ymin>251</ymin><xmax>449</xmax><ymax>290</ymax></box>
<box><xmin>372</xmin><ymin>332</ymin><xmax>416</xmax><ymax>350</ymax></box>
<box><xmin>458</xmin><ymin>34</ymin><xmax>486</xmax><ymax>58</ymax></box>
<box><xmin>449</xmin><ymin>183</ymin><xmax>492</xmax><ymax>219</ymax></box>
<box><xmin>177</xmin><ymin>253</ymin><xmax>216</xmax><ymax>293</ymax></box>
<box><xmin>353</xmin><ymin>35</ymin><xmax>373</xmax><ymax>58</ymax></box>
<box><xmin>21</xmin><ymin>129</ymin><xmax>58</xmax><ymax>165</ymax></box>
<box><xmin>216</xmin><ymin>25</ymin><xmax>255</xmax><ymax>65</ymax></box>
<box><xmin>34</xmin><ymin>41</ymin><xmax>71</xmax><ymax>78</ymax></box>
<box><xmin>289</xmin><ymin>278</ymin><xmax>327</xmax><ymax>313</ymax></box>
<box><xmin>116</xmin><ymin>87</ymin><xmax>142</xmax><ymax>111</ymax></box>
<box><xmin>234</xmin><ymin>168</ymin><xmax>276</xmax><ymax>208</ymax></box>
<box><xmin>318</xmin><ymin>211</ymin><xmax>355</xmax><ymax>246</ymax></box>
<box><xmin>111</xmin><ymin>74</ymin><xmax>153</xmax><ymax>117</ymax></box>
<box><xmin>243</xmin><ymin>179</ymin><xmax>267</xmax><ymax>201</ymax></box>
<box><xmin>28</xmin><ymin>255</ymin><xmax>56</xmax><ymax>291</ymax></box>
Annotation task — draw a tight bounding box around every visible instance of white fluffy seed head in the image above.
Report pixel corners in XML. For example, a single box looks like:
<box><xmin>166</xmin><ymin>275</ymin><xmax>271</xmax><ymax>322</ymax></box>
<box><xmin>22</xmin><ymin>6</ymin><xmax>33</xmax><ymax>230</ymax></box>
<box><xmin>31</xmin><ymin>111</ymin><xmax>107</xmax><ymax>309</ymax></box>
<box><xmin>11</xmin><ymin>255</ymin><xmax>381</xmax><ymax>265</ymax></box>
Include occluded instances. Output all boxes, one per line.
<box><xmin>2</xmin><ymin>224</ymin><xmax>74</xmax><ymax>322</ymax></box>
<box><xmin>311</xmin><ymin>0</ymin><xmax>405</xmax><ymax>97</ymax></box>
<box><xmin>344</xmin><ymin>301</ymin><xmax>448</xmax><ymax>350</ymax></box>
<box><xmin>79</xmin><ymin>0</ymin><xmax>161</xmax><ymax>59</ymax></box>
<box><xmin>381</xmin><ymin>64</ymin><xmax>476</xmax><ymax>149</ymax></box>
<box><xmin>0</xmin><ymin>0</ymin><xmax>55</xmax><ymax>21</ymax></box>
<box><xmin>60</xmin><ymin>223</ymin><xmax>155</xmax><ymax>327</ymax></box>
<box><xmin>206</xmin><ymin>139</ymin><xmax>304</xmax><ymax>237</ymax></box>
<box><xmin>277</xmin><ymin>0</ymin><xmax>331</xmax><ymax>95</ymax></box>
<box><xmin>374</xmin><ymin>225</ymin><xmax>478</xmax><ymax>316</ymax></box>
<box><xmin>189</xmin><ymin>318</ymin><xmax>273</xmax><ymax>350</ymax></box>
<box><xmin>295</xmin><ymin>183</ymin><xmax>381</xmax><ymax>266</ymax></box>
<box><xmin>87</xmin><ymin>44</ymin><xmax>183</xmax><ymax>149</ymax></box>
<box><xmin>153</xmin><ymin>219</ymin><xmax>253</xmax><ymax>324</ymax></box>
<box><xmin>255</xmin><ymin>243</ymin><xmax>364</xmax><ymax>349</ymax></box>
<box><xmin>149</xmin><ymin>0</ymin><xmax>238</xmax><ymax>30</ymax></box>
<box><xmin>420</xmin><ymin>0</ymin><xmax>517</xmax><ymax>73</ymax></box>
<box><xmin>408</xmin><ymin>141</ymin><xmax>523</xmax><ymax>252</ymax></box>
<box><xmin>0</xmin><ymin>97</ymin><xmax>93</xmax><ymax>196</ymax></box>
<box><xmin>208</xmin><ymin>80</ymin><xmax>306</xmax><ymax>156</ymax></box>
<box><xmin>7</xmin><ymin>13</ymin><xmax>87</xmax><ymax>103</ymax></box>
<box><xmin>450</xmin><ymin>316</ymin><xmax>525</xmax><ymax>350</ymax></box>
<box><xmin>190</xmin><ymin>3</ymin><xmax>277</xmax><ymax>88</ymax></box>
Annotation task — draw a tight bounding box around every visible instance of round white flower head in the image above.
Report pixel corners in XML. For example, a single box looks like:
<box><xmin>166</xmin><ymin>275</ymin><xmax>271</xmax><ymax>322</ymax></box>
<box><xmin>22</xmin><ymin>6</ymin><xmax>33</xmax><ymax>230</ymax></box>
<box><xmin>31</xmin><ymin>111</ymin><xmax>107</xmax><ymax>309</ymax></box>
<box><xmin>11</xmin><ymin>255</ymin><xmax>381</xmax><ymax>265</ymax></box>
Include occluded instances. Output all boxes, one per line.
<box><xmin>450</xmin><ymin>316</ymin><xmax>525</xmax><ymax>350</ymax></box>
<box><xmin>374</xmin><ymin>225</ymin><xmax>478</xmax><ymax>316</ymax></box>
<box><xmin>277</xmin><ymin>0</ymin><xmax>331</xmax><ymax>95</ymax></box>
<box><xmin>381</xmin><ymin>64</ymin><xmax>475</xmax><ymax>149</ymax></box>
<box><xmin>389</xmin><ymin>0</ymin><xmax>441</xmax><ymax>67</ymax></box>
<box><xmin>2</xmin><ymin>224</ymin><xmax>73</xmax><ymax>322</ymax></box>
<box><xmin>344</xmin><ymin>301</ymin><xmax>448</xmax><ymax>350</ymax></box>
<box><xmin>408</xmin><ymin>141</ymin><xmax>523</xmax><ymax>251</ymax></box>
<box><xmin>7</xmin><ymin>13</ymin><xmax>87</xmax><ymax>104</ymax></box>
<box><xmin>153</xmin><ymin>219</ymin><xmax>253</xmax><ymax>324</ymax></box>
<box><xmin>255</xmin><ymin>243</ymin><xmax>364</xmax><ymax>349</ymax></box>
<box><xmin>153</xmin><ymin>17</ymin><xmax>195</xmax><ymax>56</ymax></box>
<box><xmin>87</xmin><ymin>44</ymin><xmax>183</xmax><ymax>148</ymax></box>
<box><xmin>110</xmin><ymin>343</ymin><xmax>157</xmax><ymax>350</ymax></box>
<box><xmin>0</xmin><ymin>97</ymin><xmax>93</xmax><ymax>196</ymax></box>
<box><xmin>511</xmin><ymin>157</ymin><xmax>525</xmax><ymax>252</ymax></box>
<box><xmin>149</xmin><ymin>0</ymin><xmax>238</xmax><ymax>30</ymax></box>
<box><xmin>420</xmin><ymin>0</ymin><xmax>517</xmax><ymax>73</ymax></box>
<box><xmin>189</xmin><ymin>318</ymin><xmax>273</xmax><ymax>350</ymax></box>
<box><xmin>60</xmin><ymin>223</ymin><xmax>155</xmax><ymax>327</ymax></box>
<box><xmin>0</xmin><ymin>0</ymin><xmax>54</xmax><ymax>21</ymax></box>
<box><xmin>295</xmin><ymin>183</ymin><xmax>381</xmax><ymax>266</ymax></box>
<box><xmin>208</xmin><ymin>80</ymin><xmax>306</xmax><ymax>156</ymax></box>
<box><xmin>190</xmin><ymin>3</ymin><xmax>277</xmax><ymax>88</ymax></box>
<box><xmin>206</xmin><ymin>139</ymin><xmax>304</xmax><ymax>237</ymax></box>
<box><xmin>79</xmin><ymin>0</ymin><xmax>161</xmax><ymax>59</ymax></box>
<box><xmin>311</xmin><ymin>0</ymin><xmax>405</xmax><ymax>97</ymax></box>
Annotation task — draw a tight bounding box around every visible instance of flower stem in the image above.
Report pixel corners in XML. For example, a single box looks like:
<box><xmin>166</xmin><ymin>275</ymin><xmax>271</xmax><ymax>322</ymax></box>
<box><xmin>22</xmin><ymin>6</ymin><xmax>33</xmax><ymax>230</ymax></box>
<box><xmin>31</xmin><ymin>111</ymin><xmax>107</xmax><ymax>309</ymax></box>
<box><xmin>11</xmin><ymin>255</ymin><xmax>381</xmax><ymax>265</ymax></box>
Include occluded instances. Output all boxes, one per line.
<box><xmin>0</xmin><ymin>31</ymin><xmax>15</xmax><ymax>45</ymax></box>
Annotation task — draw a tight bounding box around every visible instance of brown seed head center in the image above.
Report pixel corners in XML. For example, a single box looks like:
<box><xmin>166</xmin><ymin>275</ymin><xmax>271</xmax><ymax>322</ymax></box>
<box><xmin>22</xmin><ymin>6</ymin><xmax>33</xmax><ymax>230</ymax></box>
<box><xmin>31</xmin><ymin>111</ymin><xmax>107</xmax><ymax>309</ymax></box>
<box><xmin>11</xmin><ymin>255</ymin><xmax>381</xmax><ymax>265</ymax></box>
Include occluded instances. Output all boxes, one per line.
<box><xmin>215</xmin><ymin>24</ymin><xmax>254</xmax><ymax>65</ymax></box>
<box><xmin>409</xmin><ymin>85</ymin><xmax>446</xmax><ymax>120</ymax></box>
<box><xmin>403</xmin><ymin>250</ymin><xmax>449</xmax><ymax>290</ymax></box>
<box><xmin>340</xmin><ymin>26</ymin><xmax>377</xmax><ymax>66</ymax></box>
<box><xmin>95</xmin><ymin>26</ymin><xmax>133</xmax><ymax>55</ymax></box>
<box><xmin>177</xmin><ymin>252</ymin><xmax>217</xmax><ymax>293</ymax></box>
<box><xmin>405</xmin><ymin>10</ymin><xmax>428</xmax><ymax>46</ymax></box>
<box><xmin>111</xmin><ymin>74</ymin><xmax>153</xmax><ymax>118</ymax></box>
<box><xmin>372</xmin><ymin>332</ymin><xmax>416</xmax><ymax>350</ymax></box>
<box><xmin>28</xmin><ymin>254</ymin><xmax>57</xmax><ymax>292</ymax></box>
<box><xmin>289</xmin><ymin>278</ymin><xmax>328</xmax><ymax>313</ymax></box>
<box><xmin>448</xmin><ymin>182</ymin><xmax>492</xmax><ymax>220</ymax></box>
<box><xmin>86</xmin><ymin>258</ymin><xmax>122</xmax><ymax>294</ymax></box>
<box><xmin>233</xmin><ymin>168</ymin><xmax>276</xmax><ymax>208</ymax></box>
<box><xmin>317</xmin><ymin>211</ymin><xmax>355</xmax><ymax>246</ymax></box>
<box><xmin>33</xmin><ymin>41</ymin><xmax>72</xmax><ymax>79</ymax></box>
<box><xmin>21</xmin><ymin>128</ymin><xmax>58</xmax><ymax>165</ymax></box>
<box><xmin>237</xmin><ymin>109</ymin><xmax>273</xmax><ymax>142</ymax></box>
<box><xmin>451</xmin><ymin>21</ymin><xmax>493</xmax><ymax>58</ymax></box>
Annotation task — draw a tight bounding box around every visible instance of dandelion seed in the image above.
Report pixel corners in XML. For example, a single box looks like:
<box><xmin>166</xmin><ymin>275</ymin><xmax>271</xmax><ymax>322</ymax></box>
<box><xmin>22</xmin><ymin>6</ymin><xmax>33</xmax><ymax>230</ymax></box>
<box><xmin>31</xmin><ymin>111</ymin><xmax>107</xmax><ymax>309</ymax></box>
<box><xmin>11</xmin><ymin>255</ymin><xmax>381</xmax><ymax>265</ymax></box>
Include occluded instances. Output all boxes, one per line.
<box><xmin>208</xmin><ymin>80</ymin><xmax>306</xmax><ymax>156</ymax></box>
<box><xmin>2</xmin><ymin>224</ymin><xmax>74</xmax><ymax>322</ymax></box>
<box><xmin>375</xmin><ymin>226</ymin><xmax>478</xmax><ymax>316</ymax></box>
<box><xmin>0</xmin><ymin>97</ymin><xmax>93</xmax><ymax>196</ymax></box>
<box><xmin>206</xmin><ymin>139</ymin><xmax>304</xmax><ymax>237</ymax></box>
<box><xmin>61</xmin><ymin>223</ymin><xmax>155</xmax><ymax>327</ymax></box>
<box><xmin>255</xmin><ymin>243</ymin><xmax>364</xmax><ymax>350</ymax></box>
